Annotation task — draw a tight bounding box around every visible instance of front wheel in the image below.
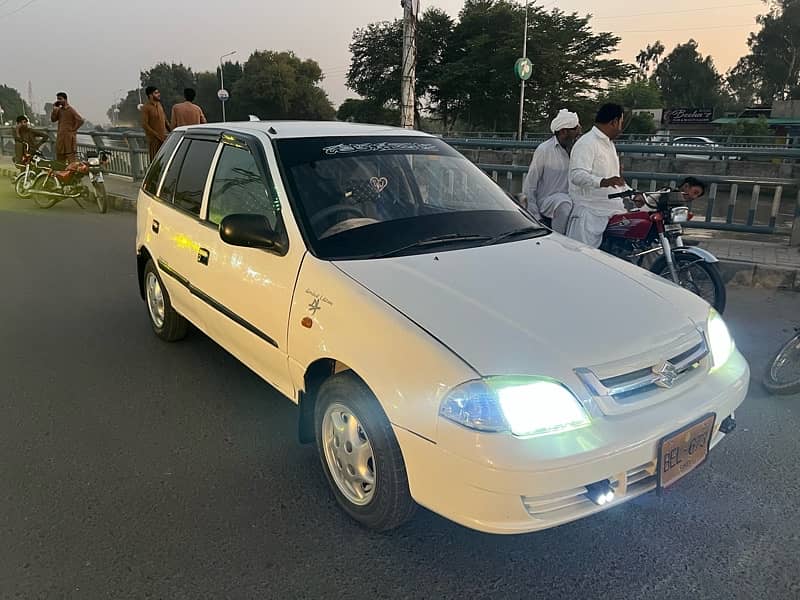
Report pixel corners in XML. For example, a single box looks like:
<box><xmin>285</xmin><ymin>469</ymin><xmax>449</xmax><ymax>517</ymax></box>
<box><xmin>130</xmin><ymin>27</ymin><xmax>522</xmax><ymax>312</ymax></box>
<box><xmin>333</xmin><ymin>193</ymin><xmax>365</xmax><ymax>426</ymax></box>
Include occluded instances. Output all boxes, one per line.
<box><xmin>763</xmin><ymin>333</ymin><xmax>800</xmax><ymax>395</ymax></box>
<box><xmin>650</xmin><ymin>253</ymin><xmax>727</xmax><ymax>313</ymax></box>
<box><xmin>31</xmin><ymin>172</ymin><xmax>59</xmax><ymax>209</ymax></box>
<box><xmin>14</xmin><ymin>172</ymin><xmax>34</xmax><ymax>199</ymax></box>
<box><xmin>93</xmin><ymin>181</ymin><xmax>108</xmax><ymax>213</ymax></box>
<box><xmin>314</xmin><ymin>372</ymin><xmax>416</xmax><ymax>531</ymax></box>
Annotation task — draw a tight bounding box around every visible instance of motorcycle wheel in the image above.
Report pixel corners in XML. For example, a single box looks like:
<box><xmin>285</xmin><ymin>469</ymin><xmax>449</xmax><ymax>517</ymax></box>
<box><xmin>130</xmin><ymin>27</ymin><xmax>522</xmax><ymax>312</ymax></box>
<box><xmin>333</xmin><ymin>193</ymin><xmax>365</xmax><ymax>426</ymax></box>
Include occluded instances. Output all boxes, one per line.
<box><xmin>93</xmin><ymin>182</ymin><xmax>108</xmax><ymax>214</ymax></box>
<box><xmin>14</xmin><ymin>172</ymin><xmax>34</xmax><ymax>199</ymax></box>
<box><xmin>763</xmin><ymin>332</ymin><xmax>800</xmax><ymax>395</ymax></box>
<box><xmin>650</xmin><ymin>254</ymin><xmax>727</xmax><ymax>314</ymax></box>
<box><xmin>31</xmin><ymin>173</ymin><xmax>60</xmax><ymax>209</ymax></box>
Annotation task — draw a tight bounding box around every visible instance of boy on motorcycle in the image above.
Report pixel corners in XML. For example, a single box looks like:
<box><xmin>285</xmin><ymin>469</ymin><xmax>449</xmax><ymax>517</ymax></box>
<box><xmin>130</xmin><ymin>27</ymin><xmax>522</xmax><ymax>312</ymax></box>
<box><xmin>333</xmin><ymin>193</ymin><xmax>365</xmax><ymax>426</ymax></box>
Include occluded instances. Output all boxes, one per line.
<box><xmin>13</xmin><ymin>115</ymin><xmax>49</xmax><ymax>165</ymax></box>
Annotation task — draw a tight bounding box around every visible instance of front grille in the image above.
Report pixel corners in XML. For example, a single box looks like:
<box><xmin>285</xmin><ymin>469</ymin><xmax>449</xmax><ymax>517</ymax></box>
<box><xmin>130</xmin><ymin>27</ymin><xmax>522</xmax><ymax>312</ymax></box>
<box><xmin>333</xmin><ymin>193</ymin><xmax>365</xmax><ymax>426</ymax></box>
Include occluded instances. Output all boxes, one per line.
<box><xmin>576</xmin><ymin>338</ymin><xmax>709</xmax><ymax>405</ymax></box>
<box><xmin>522</xmin><ymin>460</ymin><xmax>658</xmax><ymax>520</ymax></box>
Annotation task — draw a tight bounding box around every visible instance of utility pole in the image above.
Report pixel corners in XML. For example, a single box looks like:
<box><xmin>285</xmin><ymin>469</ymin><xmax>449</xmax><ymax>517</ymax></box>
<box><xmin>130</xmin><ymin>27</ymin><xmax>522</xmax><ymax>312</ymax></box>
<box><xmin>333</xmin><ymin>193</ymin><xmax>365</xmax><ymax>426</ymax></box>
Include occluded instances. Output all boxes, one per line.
<box><xmin>517</xmin><ymin>1</ymin><xmax>530</xmax><ymax>141</ymax></box>
<box><xmin>219</xmin><ymin>50</ymin><xmax>237</xmax><ymax>122</ymax></box>
<box><xmin>400</xmin><ymin>0</ymin><xmax>417</xmax><ymax>129</ymax></box>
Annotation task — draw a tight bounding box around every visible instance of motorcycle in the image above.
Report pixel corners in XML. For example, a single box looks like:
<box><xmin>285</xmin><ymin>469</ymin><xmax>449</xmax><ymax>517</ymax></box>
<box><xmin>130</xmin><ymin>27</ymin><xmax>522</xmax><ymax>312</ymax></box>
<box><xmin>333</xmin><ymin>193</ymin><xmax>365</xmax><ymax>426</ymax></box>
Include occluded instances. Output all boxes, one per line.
<box><xmin>600</xmin><ymin>188</ymin><xmax>726</xmax><ymax>313</ymax></box>
<box><xmin>13</xmin><ymin>144</ymin><xmax>51</xmax><ymax>199</ymax></box>
<box><xmin>31</xmin><ymin>150</ymin><xmax>110</xmax><ymax>214</ymax></box>
<box><xmin>763</xmin><ymin>328</ymin><xmax>800</xmax><ymax>395</ymax></box>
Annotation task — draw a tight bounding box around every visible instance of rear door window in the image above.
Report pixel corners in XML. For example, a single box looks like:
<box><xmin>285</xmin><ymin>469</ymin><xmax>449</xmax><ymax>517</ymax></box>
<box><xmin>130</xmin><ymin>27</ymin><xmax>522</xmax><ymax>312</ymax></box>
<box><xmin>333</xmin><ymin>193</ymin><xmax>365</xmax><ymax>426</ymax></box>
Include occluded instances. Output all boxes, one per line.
<box><xmin>172</xmin><ymin>140</ymin><xmax>219</xmax><ymax>215</ymax></box>
<box><xmin>142</xmin><ymin>133</ymin><xmax>182</xmax><ymax>196</ymax></box>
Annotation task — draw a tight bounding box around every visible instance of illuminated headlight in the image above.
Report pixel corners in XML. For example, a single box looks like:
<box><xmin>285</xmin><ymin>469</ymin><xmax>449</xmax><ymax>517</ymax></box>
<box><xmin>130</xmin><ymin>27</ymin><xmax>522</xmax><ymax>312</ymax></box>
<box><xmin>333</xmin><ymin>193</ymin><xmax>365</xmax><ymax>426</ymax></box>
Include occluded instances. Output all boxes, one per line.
<box><xmin>88</xmin><ymin>157</ymin><xmax>100</xmax><ymax>166</ymax></box>
<box><xmin>439</xmin><ymin>377</ymin><xmax>590</xmax><ymax>437</ymax></box>
<box><xmin>671</xmin><ymin>207</ymin><xmax>689</xmax><ymax>223</ymax></box>
<box><xmin>707</xmin><ymin>309</ymin><xmax>734</xmax><ymax>369</ymax></box>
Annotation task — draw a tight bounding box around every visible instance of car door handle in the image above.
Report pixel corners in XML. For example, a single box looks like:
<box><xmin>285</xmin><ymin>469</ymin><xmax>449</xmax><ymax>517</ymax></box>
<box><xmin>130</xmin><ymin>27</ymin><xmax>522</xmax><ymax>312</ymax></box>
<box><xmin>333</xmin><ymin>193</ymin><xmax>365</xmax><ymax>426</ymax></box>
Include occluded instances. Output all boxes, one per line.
<box><xmin>152</xmin><ymin>220</ymin><xmax>159</xmax><ymax>233</ymax></box>
<box><xmin>197</xmin><ymin>247</ymin><xmax>210</xmax><ymax>266</ymax></box>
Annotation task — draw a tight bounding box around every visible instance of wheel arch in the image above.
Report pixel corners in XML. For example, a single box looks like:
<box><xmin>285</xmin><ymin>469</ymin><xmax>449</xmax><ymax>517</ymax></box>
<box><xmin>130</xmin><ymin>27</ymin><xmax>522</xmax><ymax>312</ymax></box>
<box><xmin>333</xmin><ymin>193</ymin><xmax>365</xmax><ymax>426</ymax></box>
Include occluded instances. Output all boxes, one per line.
<box><xmin>297</xmin><ymin>358</ymin><xmax>374</xmax><ymax>444</ymax></box>
<box><xmin>137</xmin><ymin>246</ymin><xmax>153</xmax><ymax>300</ymax></box>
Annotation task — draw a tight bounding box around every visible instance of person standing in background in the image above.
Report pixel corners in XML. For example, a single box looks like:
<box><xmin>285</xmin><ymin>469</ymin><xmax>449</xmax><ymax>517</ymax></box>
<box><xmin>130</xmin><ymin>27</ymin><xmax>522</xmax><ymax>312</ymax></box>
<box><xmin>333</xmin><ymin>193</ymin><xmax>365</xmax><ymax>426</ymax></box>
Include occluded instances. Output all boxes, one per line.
<box><xmin>50</xmin><ymin>92</ymin><xmax>84</xmax><ymax>163</ymax></box>
<box><xmin>141</xmin><ymin>86</ymin><xmax>170</xmax><ymax>159</ymax></box>
<box><xmin>171</xmin><ymin>88</ymin><xmax>207</xmax><ymax>128</ymax></box>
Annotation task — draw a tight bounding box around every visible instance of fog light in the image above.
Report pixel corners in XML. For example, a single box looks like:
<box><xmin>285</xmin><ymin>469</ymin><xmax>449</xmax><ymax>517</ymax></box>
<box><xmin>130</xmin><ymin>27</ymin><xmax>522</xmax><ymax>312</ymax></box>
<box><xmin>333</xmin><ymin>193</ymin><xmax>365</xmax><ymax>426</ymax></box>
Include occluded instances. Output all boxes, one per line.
<box><xmin>586</xmin><ymin>480</ymin><xmax>615</xmax><ymax>506</ymax></box>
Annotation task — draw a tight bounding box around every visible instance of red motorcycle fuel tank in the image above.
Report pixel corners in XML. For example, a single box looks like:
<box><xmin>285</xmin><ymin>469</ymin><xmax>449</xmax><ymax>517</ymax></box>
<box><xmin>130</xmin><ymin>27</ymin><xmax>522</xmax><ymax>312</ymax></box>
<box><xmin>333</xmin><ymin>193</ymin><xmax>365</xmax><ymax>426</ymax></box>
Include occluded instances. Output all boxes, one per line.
<box><xmin>606</xmin><ymin>211</ymin><xmax>653</xmax><ymax>240</ymax></box>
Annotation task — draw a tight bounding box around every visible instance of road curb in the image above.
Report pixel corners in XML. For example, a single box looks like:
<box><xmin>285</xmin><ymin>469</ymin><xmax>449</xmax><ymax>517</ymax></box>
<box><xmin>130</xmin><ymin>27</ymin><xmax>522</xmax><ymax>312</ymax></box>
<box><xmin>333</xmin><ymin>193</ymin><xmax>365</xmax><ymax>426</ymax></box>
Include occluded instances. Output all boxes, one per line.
<box><xmin>718</xmin><ymin>259</ymin><xmax>800</xmax><ymax>291</ymax></box>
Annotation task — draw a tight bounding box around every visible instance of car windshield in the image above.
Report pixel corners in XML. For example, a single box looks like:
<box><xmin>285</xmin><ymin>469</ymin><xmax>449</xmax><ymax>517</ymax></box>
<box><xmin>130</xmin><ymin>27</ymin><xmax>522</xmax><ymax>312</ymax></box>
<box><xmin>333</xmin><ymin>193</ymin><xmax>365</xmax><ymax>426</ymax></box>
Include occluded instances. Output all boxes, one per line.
<box><xmin>276</xmin><ymin>136</ymin><xmax>545</xmax><ymax>260</ymax></box>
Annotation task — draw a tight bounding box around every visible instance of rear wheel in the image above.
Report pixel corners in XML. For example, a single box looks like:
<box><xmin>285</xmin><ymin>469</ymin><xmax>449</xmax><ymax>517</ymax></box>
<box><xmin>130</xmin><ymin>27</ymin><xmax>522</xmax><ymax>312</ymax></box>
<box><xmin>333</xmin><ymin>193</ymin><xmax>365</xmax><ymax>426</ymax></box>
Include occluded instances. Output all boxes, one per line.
<box><xmin>143</xmin><ymin>259</ymin><xmax>188</xmax><ymax>342</ymax></box>
<box><xmin>314</xmin><ymin>372</ymin><xmax>416</xmax><ymax>531</ymax></box>
<box><xmin>651</xmin><ymin>253</ymin><xmax>726</xmax><ymax>313</ymax></box>
<box><xmin>93</xmin><ymin>182</ymin><xmax>108</xmax><ymax>213</ymax></box>
<box><xmin>31</xmin><ymin>172</ymin><xmax>59</xmax><ymax>209</ymax></box>
<box><xmin>763</xmin><ymin>332</ymin><xmax>800</xmax><ymax>395</ymax></box>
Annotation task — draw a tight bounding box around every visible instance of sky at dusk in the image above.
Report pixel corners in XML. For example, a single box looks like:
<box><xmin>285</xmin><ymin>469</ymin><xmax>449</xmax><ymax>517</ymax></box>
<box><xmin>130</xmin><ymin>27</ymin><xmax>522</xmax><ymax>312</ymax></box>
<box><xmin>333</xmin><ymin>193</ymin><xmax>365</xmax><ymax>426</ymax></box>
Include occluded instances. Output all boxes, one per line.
<box><xmin>0</xmin><ymin>0</ymin><xmax>766</xmax><ymax>123</ymax></box>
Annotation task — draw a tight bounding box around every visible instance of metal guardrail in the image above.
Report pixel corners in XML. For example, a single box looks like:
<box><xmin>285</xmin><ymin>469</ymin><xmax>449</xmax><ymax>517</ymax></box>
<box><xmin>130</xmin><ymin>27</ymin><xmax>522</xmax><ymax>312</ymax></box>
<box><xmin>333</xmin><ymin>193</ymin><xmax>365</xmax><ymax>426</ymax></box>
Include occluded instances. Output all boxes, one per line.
<box><xmin>443</xmin><ymin>137</ymin><xmax>800</xmax><ymax>159</ymax></box>
<box><xmin>476</xmin><ymin>161</ymin><xmax>800</xmax><ymax>244</ymax></box>
<box><xmin>0</xmin><ymin>127</ymin><xmax>151</xmax><ymax>180</ymax></box>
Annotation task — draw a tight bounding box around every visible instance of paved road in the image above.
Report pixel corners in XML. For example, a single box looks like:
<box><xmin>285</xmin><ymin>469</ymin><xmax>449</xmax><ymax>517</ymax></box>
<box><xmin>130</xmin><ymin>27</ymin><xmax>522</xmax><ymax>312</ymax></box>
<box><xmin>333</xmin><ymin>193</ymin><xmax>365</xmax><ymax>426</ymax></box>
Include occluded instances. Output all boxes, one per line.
<box><xmin>1</xmin><ymin>183</ymin><xmax>799</xmax><ymax>600</ymax></box>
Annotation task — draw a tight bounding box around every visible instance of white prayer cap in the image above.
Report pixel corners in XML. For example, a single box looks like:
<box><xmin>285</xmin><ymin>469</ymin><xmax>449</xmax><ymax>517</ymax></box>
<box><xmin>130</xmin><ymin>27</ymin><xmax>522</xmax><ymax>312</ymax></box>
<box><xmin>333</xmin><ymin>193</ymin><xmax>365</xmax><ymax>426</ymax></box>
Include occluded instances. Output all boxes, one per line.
<box><xmin>550</xmin><ymin>109</ymin><xmax>580</xmax><ymax>133</ymax></box>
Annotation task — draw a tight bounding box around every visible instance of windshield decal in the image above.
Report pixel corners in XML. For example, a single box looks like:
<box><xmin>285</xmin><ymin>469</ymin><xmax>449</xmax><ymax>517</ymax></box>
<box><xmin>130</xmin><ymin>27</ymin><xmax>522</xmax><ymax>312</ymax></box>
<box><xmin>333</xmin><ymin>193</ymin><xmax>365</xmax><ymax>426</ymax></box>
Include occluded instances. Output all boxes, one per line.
<box><xmin>370</xmin><ymin>176</ymin><xmax>388</xmax><ymax>193</ymax></box>
<box><xmin>322</xmin><ymin>142</ymin><xmax>440</xmax><ymax>156</ymax></box>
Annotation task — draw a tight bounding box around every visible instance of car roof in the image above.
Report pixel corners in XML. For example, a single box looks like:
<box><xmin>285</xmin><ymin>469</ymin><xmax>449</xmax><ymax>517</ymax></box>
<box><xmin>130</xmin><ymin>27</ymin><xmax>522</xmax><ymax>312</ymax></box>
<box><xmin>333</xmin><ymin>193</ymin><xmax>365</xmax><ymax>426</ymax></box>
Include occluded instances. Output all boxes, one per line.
<box><xmin>178</xmin><ymin>120</ymin><xmax>437</xmax><ymax>140</ymax></box>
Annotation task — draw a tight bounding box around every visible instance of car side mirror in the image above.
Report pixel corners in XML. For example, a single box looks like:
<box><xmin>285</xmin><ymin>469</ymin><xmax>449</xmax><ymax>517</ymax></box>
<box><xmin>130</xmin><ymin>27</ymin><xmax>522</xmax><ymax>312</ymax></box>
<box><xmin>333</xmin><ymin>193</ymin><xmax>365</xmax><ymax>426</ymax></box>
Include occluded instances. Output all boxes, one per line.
<box><xmin>219</xmin><ymin>214</ymin><xmax>284</xmax><ymax>252</ymax></box>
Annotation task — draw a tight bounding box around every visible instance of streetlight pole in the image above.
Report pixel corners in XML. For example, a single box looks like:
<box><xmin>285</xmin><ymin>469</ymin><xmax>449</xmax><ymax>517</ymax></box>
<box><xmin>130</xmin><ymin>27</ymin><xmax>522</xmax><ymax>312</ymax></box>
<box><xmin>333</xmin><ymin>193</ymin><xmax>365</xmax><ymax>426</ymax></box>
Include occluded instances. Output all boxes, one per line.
<box><xmin>517</xmin><ymin>1</ymin><xmax>529</xmax><ymax>141</ymax></box>
<box><xmin>219</xmin><ymin>50</ymin><xmax>237</xmax><ymax>122</ymax></box>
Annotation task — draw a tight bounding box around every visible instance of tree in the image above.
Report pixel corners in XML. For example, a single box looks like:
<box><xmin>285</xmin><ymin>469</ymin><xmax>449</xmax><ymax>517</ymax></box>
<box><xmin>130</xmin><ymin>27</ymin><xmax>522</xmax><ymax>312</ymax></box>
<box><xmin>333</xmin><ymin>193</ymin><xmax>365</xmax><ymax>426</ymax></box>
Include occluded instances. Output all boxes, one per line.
<box><xmin>233</xmin><ymin>51</ymin><xmax>335</xmax><ymax>120</ymax></box>
<box><xmin>347</xmin><ymin>0</ymin><xmax>631</xmax><ymax>132</ymax></box>
<box><xmin>625</xmin><ymin>113</ymin><xmax>658</xmax><ymax>135</ymax></box>
<box><xmin>653</xmin><ymin>40</ymin><xmax>722</xmax><ymax>109</ymax></box>
<box><xmin>337</xmin><ymin>98</ymin><xmax>399</xmax><ymax>125</ymax></box>
<box><xmin>0</xmin><ymin>84</ymin><xmax>31</xmax><ymax>124</ymax></box>
<box><xmin>602</xmin><ymin>80</ymin><xmax>663</xmax><ymax>110</ymax></box>
<box><xmin>140</xmin><ymin>63</ymin><xmax>196</xmax><ymax>117</ymax></box>
<box><xmin>635</xmin><ymin>42</ymin><xmax>665</xmax><ymax>80</ymax></box>
<box><xmin>720</xmin><ymin>116</ymin><xmax>773</xmax><ymax>138</ymax></box>
<box><xmin>346</xmin><ymin>8</ymin><xmax>455</xmax><ymax>126</ymax></box>
<box><xmin>727</xmin><ymin>0</ymin><xmax>800</xmax><ymax>103</ymax></box>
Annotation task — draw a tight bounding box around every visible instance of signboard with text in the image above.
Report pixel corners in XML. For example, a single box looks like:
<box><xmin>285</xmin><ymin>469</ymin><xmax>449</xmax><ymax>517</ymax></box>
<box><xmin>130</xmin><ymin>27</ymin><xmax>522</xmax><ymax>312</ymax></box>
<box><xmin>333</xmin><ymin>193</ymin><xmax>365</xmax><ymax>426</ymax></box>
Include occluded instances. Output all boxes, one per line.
<box><xmin>665</xmin><ymin>108</ymin><xmax>714</xmax><ymax>124</ymax></box>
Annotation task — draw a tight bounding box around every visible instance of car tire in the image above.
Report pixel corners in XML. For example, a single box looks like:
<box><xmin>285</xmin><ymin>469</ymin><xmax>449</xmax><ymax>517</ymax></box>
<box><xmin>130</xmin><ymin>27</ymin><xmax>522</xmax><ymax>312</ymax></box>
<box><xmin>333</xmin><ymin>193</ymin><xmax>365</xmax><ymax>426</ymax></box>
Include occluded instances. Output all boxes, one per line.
<box><xmin>143</xmin><ymin>259</ymin><xmax>188</xmax><ymax>342</ymax></box>
<box><xmin>314</xmin><ymin>372</ymin><xmax>416</xmax><ymax>531</ymax></box>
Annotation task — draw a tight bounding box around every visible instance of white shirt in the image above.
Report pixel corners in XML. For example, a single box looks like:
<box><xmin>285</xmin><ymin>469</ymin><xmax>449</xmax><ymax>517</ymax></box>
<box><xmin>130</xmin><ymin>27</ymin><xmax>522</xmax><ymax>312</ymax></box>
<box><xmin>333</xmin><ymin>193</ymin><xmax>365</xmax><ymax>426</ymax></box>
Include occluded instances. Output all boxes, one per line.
<box><xmin>568</xmin><ymin>126</ymin><xmax>627</xmax><ymax>214</ymax></box>
<box><xmin>523</xmin><ymin>136</ymin><xmax>570</xmax><ymax>209</ymax></box>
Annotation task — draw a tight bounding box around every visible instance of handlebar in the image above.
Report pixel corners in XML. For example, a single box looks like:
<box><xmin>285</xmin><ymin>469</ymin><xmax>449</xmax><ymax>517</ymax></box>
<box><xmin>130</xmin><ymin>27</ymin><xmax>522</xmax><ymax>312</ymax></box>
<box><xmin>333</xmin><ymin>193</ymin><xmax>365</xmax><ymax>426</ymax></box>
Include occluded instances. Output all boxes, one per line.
<box><xmin>607</xmin><ymin>189</ymin><xmax>637</xmax><ymax>199</ymax></box>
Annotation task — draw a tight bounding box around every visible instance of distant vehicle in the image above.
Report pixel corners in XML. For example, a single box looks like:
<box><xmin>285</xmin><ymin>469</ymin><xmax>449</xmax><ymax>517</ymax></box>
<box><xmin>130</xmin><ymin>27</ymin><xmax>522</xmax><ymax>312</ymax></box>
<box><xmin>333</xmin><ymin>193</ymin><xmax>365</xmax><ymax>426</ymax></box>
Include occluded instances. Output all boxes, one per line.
<box><xmin>672</xmin><ymin>136</ymin><xmax>718</xmax><ymax>160</ymax></box>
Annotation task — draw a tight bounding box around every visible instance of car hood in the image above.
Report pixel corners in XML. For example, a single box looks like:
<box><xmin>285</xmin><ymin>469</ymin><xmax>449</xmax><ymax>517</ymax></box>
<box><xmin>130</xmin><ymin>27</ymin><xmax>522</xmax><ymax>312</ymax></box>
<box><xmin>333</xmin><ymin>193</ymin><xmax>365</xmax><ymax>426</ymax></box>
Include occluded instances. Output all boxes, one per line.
<box><xmin>333</xmin><ymin>234</ymin><xmax>709</xmax><ymax>377</ymax></box>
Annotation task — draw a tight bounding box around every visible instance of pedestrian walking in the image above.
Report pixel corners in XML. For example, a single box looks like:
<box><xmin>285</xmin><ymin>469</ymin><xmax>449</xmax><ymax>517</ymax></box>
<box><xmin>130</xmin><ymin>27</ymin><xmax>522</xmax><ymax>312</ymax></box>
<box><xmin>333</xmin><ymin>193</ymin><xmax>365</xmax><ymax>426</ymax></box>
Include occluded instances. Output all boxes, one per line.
<box><xmin>141</xmin><ymin>86</ymin><xmax>170</xmax><ymax>160</ymax></box>
<box><xmin>171</xmin><ymin>88</ymin><xmax>207</xmax><ymax>128</ymax></box>
<box><xmin>50</xmin><ymin>92</ymin><xmax>84</xmax><ymax>164</ymax></box>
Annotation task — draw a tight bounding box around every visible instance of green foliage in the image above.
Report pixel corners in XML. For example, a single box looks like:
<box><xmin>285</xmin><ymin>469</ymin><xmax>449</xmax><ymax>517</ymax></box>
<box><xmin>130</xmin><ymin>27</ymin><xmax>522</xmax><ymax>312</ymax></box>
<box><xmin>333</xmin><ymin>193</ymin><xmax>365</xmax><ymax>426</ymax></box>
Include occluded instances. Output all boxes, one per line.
<box><xmin>720</xmin><ymin>116</ymin><xmax>773</xmax><ymax>137</ymax></box>
<box><xmin>107</xmin><ymin>52</ymin><xmax>334</xmax><ymax>126</ymax></box>
<box><xmin>337</xmin><ymin>99</ymin><xmax>399</xmax><ymax>125</ymax></box>
<box><xmin>653</xmin><ymin>40</ymin><xmax>722</xmax><ymax>109</ymax></box>
<box><xmin>234</xmin><ymin>51</ymin><xmax>335</xmax><ymax>121</ymax></box>
<box><xmin>602</xmin><ymin>80</ymin><xmax>662</xmax><ymax>110</ymax></box>
<box><xmin>347</xmin><ymin>0</ymin><xmax>631</xmax><ymax>132</ymax></box>
<box><xmin>727</xmin><ymin>0</ymin><xmax>800</xmax><ymax>103</ymax></box>
<box><xmin>625</xmin><ymin>112</ymin><xmax>658</xmax><ymax>135</ymax></box>
<box><xmin>0</xmin><ymin>85</ymin><xmax>31</xmax><ymax>124</ymax></box>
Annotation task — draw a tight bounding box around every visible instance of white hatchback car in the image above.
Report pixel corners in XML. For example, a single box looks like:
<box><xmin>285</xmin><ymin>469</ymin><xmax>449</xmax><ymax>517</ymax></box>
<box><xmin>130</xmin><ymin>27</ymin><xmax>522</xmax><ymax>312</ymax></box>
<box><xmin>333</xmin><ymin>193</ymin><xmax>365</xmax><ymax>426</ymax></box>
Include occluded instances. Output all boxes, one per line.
<box><xmin>135</xmin><ymin>122</ymin><xmax>749</xmax><ymax>534</ymax></box>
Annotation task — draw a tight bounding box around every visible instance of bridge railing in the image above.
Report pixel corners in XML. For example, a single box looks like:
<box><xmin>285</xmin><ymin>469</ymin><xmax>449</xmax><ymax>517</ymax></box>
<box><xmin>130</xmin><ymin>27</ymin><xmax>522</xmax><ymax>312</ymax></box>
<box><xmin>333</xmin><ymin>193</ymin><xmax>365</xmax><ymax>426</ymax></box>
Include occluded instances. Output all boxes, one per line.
<box><xmin>0</xmin><ymin>127</ymin><xmax>151</xmax><ymax>180</ymax></box>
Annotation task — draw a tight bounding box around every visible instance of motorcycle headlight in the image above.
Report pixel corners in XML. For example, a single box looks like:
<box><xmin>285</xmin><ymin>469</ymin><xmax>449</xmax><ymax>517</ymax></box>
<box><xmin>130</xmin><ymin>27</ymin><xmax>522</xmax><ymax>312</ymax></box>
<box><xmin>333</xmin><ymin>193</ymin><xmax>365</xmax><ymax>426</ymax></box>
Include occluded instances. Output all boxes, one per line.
<box><xmin>671</xmin><ymin>207</ymin><xmax>689</xmax><ymax>223</ymax></box>
<box><xmin>88</xmin><ymin>157</ymin><xmax>100</xmax><ymax>166</ymax></box>
<box><xmin>707</xmin><ymin>309</ymin><xmax>734</xmax><ymax>369</ymax></box>
<box><xmin>439</xmin><ymin>377</ymin><xmax>590</xmax><ymax>437</ymax></box>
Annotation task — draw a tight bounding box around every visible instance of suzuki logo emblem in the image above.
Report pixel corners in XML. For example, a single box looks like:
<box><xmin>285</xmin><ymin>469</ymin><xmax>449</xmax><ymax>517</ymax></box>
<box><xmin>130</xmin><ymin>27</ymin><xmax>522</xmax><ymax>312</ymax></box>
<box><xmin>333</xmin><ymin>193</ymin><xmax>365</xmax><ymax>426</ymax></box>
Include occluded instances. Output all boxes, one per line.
<box><xmin>652</xmin><ymin>361</ymin><xmax>679</xmax><ymax>388</ymax></box>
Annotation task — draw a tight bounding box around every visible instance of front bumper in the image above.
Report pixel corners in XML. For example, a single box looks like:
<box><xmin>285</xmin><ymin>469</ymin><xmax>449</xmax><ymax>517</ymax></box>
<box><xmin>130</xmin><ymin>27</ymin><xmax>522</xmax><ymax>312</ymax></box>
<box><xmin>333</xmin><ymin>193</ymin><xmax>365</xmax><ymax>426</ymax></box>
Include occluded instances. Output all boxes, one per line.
<box><xmin>395</xmin><ymin>351</ymin><xmax>749</xmax><ymax>534</ymax></box>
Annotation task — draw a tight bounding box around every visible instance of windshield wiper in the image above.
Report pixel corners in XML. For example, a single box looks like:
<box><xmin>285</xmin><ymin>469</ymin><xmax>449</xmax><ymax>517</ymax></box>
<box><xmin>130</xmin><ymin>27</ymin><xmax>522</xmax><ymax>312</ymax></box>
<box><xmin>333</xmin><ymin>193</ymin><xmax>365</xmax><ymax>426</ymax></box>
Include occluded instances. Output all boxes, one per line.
<box><xmin>482</xmin><ymin>225</ymin><xmax>548</xmax><ymax>246</ymax></box>
<box><xmin>376</xmin><ymin>233</ymin><xmax>492</xmax><ymax>258</ymax></box>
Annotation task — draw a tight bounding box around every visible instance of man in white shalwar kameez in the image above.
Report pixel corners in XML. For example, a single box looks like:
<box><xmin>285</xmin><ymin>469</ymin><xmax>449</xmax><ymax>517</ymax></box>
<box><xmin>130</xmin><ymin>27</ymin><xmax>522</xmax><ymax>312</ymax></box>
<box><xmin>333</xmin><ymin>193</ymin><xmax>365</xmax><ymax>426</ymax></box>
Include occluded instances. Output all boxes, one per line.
<box><xmin>566</xmin><ymin>103</ymin><xmax>630</xmax><ymax>248</ymax></box>
<box><xmin>522</xmin><ymin>109</ymin><xmax>582</xmax><ymax>234</ymax></box>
